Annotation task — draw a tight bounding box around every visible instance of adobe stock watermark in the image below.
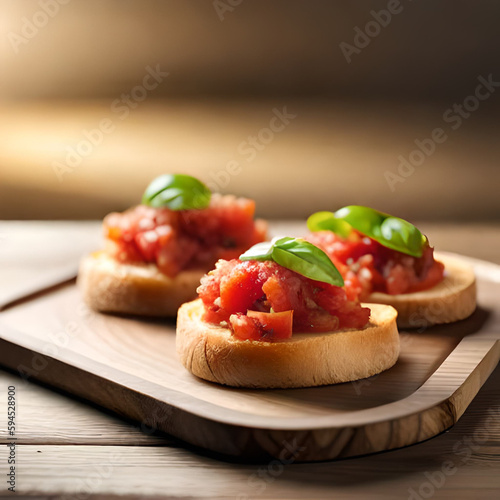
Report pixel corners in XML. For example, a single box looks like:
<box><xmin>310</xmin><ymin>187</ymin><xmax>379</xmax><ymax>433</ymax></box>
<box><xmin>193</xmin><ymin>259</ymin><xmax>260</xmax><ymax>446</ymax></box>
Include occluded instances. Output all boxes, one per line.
<box><xmin>385</xmin><ymin>74</ymin><xmax>500</xmax><ymax>192</ymax></box>
<box><xmin>352</xmin><ymin>273</ymin><xmax>474</xmax><ymax>396</ymax></box>
<box><xmin>407</xmin><ymin>404</ymin><xmax>500</xmax><ymax>499</ymax></box>
<box><xmin>339</xmin><ymin>0</ymin><xmax>404</xmax><ymax>64</ymax></box>
<box><xmin>16</xmin><ymin>301</ymin><xmax>95</xmax><ymax>386</ymax></box>
<box><xmin>351</xmin><ymin>332</ymin><xmax>414</xmax><ymax>395</ymax></box>
<box><xmin>406</xmin><ymin>276</ymin><xmax>467</xmax><ymax>332</ymax></box>
<box><xmin>213</xmin><ymin>0</ymin><xmax>243</xmax><ymax>21</ymax></box>
<box><xmin>52</xmin><ymin>64</ymin><xmax>168</xmax><ymax>182</ymax></box>
<box><xmin>60</xmin><ymin>449</ymin><xmax>124</xmax><ymax>500</ymax></box>
<box><xmin>204</xmin><ymin>106</ymin><xmax>297</xmax><ymax>193</ymax></box>
<box><xmin>7</xmin><ymin>0</ymin><xmax>72</xmax><ymax>54</ymax></box>
<box><xmin>236</xmin><ymin>438</ymin><xmax>306</xmax><ymax>500</ymax></box>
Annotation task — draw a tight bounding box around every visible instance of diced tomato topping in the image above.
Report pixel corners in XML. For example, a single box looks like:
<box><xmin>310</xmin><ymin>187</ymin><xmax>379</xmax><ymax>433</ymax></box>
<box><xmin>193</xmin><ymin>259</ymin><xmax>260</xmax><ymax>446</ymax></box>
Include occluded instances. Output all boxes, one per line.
<box><xmin>198</xmin><ymin>259</ymin><xmax>370</xmax><ymax>341</ymax></box>
<box><xmin>102</xmin><ymin>194</ymin><xmax>267</xmax><ymax>277</ymax></box>
<box><xmin>306</xmin><ymin>230</ymin><xmax>445</xmax><ymax>300</ymax></box>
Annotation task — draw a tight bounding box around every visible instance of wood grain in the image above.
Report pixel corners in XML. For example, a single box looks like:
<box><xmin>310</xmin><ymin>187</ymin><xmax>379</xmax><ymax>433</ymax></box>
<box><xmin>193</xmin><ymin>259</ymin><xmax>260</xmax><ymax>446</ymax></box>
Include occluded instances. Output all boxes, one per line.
<box><xmin>0</xmin><ymin>371</ymin><xmax>169</xmax><ymax>446</ymax></box>
<box><xmin>1</xmin><ymin>426</ymin><xmax>500</xmax><ymax>499</ymax></box>
<box><xmin>0</xmin><ymin>222</ymin><xmax>499</xmax><ymax>498</ymax></box>
<box><xmin>1</xmin><ymin>362</ymin><xmax>499</xmax><ymax>498</ymax></box>
<box><xmin>0</xmin><ymin>221</ymin><xmax>101</xmax><ymax>310</ymax></box>
<box><xmin>0</xmin><ymin>250</ymin><xmax>498</xmax><ymax>460</ymax></box>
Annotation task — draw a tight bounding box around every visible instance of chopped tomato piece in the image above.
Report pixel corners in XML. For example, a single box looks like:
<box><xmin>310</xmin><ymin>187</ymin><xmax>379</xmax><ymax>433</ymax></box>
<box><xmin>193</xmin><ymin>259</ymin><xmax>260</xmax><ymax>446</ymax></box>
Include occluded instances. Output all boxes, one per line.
<box><xmin>261</xmin><ymin>274</ymin><xmax>301</xmax><ymax>313</ymax></box>
<box><xmin>220</xmin><ymin>261</ymin><xmax>266</xmax><ymax>313</ymax></box>
<box><xmin>406</xmin><ymin>259</ymin><xmax>445</xmax><ymax>293</ymax></box>
<box><xmin>314</xmin><ymin>285</ymin><xmax>347</xmax><ymax>313</ymax></box>
<box><xmin>230</xmin><ymin>314</ymin><xmax>262</xmax><ymax>341</ymax></box>
<box><xmin>247</xmin><ymin>310</ymin><xmax>293</xmax><ymax>340</ymax></box>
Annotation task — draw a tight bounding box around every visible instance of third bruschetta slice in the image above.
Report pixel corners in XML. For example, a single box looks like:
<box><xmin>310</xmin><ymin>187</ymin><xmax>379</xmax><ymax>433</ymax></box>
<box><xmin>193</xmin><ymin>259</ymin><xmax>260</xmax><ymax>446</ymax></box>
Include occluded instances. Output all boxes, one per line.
<box><xmin>306</xmin><ymin>206</ymin><xmax>476</xmax><ymax>328</ymax></box>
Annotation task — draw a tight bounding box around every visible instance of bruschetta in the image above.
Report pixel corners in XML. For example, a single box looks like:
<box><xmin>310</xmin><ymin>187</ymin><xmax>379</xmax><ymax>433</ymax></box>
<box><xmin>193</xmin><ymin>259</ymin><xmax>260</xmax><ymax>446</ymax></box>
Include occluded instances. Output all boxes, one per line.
<box><xmin>306</xmin><ymin>206</ymin><xmax>476</xmax><ymax>328</ymax></box>
<box><xmin>176</xmin><ymin>237</ymin><xmax>400</xmax><ymax>388</ymax></box>
<box><xmin>78</xmin><ymin>174</ymin><xmax>267</xmax><ymax>316</ymax></box>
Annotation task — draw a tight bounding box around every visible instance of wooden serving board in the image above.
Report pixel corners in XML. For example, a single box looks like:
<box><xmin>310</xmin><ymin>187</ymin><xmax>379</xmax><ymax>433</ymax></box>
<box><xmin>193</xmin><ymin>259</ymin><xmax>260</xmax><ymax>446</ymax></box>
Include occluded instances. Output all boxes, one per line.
<box><xmin>0</xmin><ymin>252</ymin><xmax>499</xmax><ymax>462</ymax></box>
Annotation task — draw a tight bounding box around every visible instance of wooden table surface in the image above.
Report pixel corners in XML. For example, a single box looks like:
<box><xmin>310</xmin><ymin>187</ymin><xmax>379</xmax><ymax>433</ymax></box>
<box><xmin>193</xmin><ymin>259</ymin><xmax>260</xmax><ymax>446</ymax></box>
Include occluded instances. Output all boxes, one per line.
<box><xmin>0</xmin><ymin>221</ymin><xmax>499</xmax><ymax>499</ymax></box>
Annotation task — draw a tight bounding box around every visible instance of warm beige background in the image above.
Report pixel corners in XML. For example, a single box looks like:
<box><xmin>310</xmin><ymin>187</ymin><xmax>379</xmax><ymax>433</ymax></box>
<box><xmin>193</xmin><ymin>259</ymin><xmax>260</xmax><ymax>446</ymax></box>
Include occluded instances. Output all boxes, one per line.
<box><xmin>0</xmin><ymin>1</ymin><xmax>499</xmax><ymax>220</ymax></box>
<box><xmin>2</xmin><ymin>0</ymin><xmax>500</xmax><ymax>100</ymax></box>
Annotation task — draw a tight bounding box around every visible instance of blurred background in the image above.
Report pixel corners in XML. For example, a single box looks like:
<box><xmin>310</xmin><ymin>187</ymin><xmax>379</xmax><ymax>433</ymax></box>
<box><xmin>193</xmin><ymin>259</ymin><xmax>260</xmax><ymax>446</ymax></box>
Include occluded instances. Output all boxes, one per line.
<box><xmin>0</xmin><ymin>0</ymin><xmax>499</xmax><ymax>221</ymax></box>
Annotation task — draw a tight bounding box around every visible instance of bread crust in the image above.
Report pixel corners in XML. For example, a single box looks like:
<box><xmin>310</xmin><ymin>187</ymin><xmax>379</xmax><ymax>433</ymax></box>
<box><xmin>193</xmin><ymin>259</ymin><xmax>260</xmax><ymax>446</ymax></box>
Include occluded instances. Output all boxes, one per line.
<box><xmin>368</xmin><ymin>253</ymin><xmax>476</xmax><ymax>328</ymax></box>
<box><xmin>176</xmin><ymin>299</ymin><xmax>399</xmax><ymax>389</ymax></box>
<box><xmin>78</xmin><ymin>252</ymin><xmax>204</xmax><ymax>317</ymax></box>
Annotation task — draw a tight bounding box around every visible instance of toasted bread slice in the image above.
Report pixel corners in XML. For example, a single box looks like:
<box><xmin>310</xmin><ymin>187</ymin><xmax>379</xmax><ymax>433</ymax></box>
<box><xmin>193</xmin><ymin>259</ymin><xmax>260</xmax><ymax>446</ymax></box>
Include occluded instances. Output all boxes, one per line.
<box><xmin>176</xmin><ymin>299</ymin><xmax>399</xmax><ymax>389</ymax></box>
<box><xmin>368</xmin><ymin>253</ymin><xmax>476</xmax><ymax>329</ymax></box>
<box><xmin>78</xmin><ymin>251</ymin><xmax>204</xmax><ymax>317</ymax></box>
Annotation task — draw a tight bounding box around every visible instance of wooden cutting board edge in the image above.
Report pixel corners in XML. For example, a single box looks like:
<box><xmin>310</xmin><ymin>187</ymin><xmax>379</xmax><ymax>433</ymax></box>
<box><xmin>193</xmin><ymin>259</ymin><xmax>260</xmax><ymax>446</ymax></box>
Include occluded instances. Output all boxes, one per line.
<box><xmin>0</xmin><ymin>327</ymin><xmax>498</xmax><ymax>461</ymax></box>
<box><xmin>0</xmin><ymin>318</ymin><xmax>498</xmax><ymax>426</ymax></box>
<box><xmin>0</xmin><ymin>251</ymin><xmax>499</xmax><ymax>461</ymax></box>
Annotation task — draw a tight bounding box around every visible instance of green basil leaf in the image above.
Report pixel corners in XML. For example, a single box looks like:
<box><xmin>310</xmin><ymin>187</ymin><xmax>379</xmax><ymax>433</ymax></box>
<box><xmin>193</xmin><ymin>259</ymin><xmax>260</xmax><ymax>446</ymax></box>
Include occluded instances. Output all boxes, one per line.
<box><xmin>307</xmin><ymin>211</ymin><xmax>352</xmax><ymax>238</ymax></box>
<box><xmin>379</xmin><ymin>217</ymin><xmax>427</xmax><ymax>257</ymax></box>
<box><xmin>240</xmin><ymin>237</ymin><xmax>344</xmax><ymax>287</ymax></box>
<box><xmin>142</xmin><ymin>174</ymin><xmax>211</xmax><ymax>210</ymax></box>
<box><xmin>335</xmin><ymin>206</ymin><xmax>385</xmax><ymax>235</ymax></box>
<box><xmin>238</xmin><ymin>240</ymin><xmax>274</xmax><ymax>261</ymax></box>
<box><xmin>308</xmin><ymin>206</ymin><xmax>428</xmax><ymax>258</ymax></box>
<box><xmin>335</xmin><ymin>206</ymin><xmax>427</xmax><ymax>257</ymax></box>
